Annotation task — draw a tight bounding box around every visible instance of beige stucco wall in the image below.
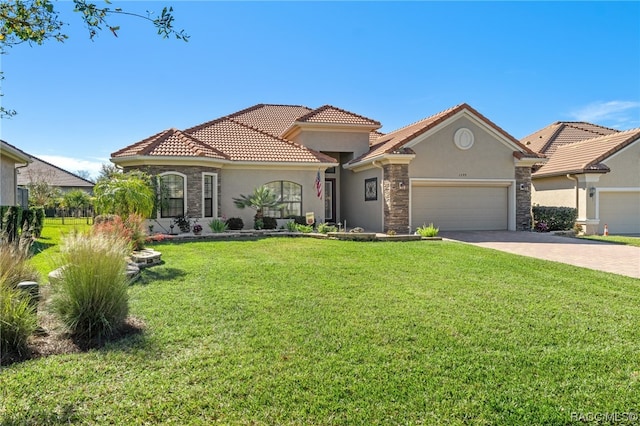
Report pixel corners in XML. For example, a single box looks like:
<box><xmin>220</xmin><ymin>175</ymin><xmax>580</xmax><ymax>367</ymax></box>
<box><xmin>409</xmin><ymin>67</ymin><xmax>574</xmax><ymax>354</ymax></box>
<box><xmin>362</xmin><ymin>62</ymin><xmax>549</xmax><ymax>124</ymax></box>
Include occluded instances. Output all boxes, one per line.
<box><xmin>220</xmin><ymin>168</ymin><xmax>325</xmax><ymax>228</ymax></box>
<box><xmin>599</xmin><ymin>141</ymin><xmax>640</xmax><ymax>188</ymax></box>
<box><xmin>292</xmin><ymin>130</ymin><xmax>370</xmax><ymax>160</ymax></box>
<box><xmin>531</xmin><ymin>176</ymin><xmax>577</xmax><ymax>208</ymax></box>
<box><xmin>0</xmin><ymin>156</ymin><xmax>17</xmax><ymax>205</ymax></box>
<box><xmin>407</xmin><ymin>116</ymin><xmax>515</xmax><ymax>180</ymax></box>
<box><xmin>340</xmin><ymin>167</ymin><xmax>383</xmax><ymax>232</ymax></box>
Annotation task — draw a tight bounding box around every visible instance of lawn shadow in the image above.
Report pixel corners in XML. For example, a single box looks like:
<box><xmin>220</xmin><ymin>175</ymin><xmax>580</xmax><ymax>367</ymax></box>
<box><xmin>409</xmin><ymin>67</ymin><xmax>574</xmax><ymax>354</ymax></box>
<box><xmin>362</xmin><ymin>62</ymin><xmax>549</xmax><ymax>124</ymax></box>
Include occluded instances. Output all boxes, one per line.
<box><xmin>30</xmin><ymin>239</ymin><xmax>56</xmax><ymax>255</ymax></box>
<box><xmin>135</xmin><ymin>266</ymin><xmax>187</xmax><ymax>286</ymax></box>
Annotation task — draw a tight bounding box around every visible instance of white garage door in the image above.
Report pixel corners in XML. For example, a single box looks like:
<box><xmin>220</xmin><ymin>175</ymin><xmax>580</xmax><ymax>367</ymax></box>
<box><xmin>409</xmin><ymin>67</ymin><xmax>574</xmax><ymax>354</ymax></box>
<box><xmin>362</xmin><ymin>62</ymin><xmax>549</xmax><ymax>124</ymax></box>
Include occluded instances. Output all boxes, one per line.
<box><xmin>411</xmin><ymin>185</ymin><xmax>509</xmax><ymax>231</ymax></box>
<box><xmin>599</xmin><ymin>191</ymin><xmax>640</xmax><ymax>235</ymax></box>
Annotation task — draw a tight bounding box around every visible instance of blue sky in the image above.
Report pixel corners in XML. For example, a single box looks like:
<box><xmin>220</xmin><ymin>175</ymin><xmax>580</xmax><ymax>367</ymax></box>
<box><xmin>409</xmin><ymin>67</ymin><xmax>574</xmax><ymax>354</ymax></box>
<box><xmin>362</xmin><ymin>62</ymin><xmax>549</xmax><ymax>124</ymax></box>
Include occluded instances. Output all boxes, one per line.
<box><xmin>1</xmin><ymin>1</ymin><xmax>639</xmax><ymax>178</ymax></box>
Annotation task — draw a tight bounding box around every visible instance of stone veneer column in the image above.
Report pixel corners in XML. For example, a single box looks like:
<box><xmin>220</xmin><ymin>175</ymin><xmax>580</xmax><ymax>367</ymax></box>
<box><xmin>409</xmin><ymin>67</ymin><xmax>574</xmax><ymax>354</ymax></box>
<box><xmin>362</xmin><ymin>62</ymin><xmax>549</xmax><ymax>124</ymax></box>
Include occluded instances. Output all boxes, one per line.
<box><xmin>515</xmin><ymin>166</ymin><xmax>532</xmax><ymax>231</ymax></box>
<box><xmin>383</xmin><ymin>164</ymin><xmax>410</xmax><ymax>234</ymax></box>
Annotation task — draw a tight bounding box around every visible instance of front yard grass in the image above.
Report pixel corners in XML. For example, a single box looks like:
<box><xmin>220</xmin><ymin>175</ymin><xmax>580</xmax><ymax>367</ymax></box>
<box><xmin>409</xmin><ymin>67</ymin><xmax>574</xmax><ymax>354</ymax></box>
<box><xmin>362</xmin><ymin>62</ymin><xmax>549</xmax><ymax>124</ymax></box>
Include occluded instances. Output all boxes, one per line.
<box><xmin>2</xmin><ymin>238</ymin><xmax>639</xmax><ymax>424</ymax></box>
<box><xmin>579</xmin><ymin>234</ymin><xmax>640</xmax><ymax>248</ymax></box>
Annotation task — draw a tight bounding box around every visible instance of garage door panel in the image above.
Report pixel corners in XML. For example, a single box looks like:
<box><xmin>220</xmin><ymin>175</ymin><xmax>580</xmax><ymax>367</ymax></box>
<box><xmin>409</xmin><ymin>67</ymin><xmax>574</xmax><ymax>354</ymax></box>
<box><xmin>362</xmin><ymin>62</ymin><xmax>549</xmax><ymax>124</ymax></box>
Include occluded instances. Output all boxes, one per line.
<box><xmin>411</xmin><ymin>186</ymin><xmax>508</xmax><ymax>231</ymax></box>
<box><xmin>599</xmin><ymin>192</ymin><xmax>640</xmax><ymax>234</ymax></box>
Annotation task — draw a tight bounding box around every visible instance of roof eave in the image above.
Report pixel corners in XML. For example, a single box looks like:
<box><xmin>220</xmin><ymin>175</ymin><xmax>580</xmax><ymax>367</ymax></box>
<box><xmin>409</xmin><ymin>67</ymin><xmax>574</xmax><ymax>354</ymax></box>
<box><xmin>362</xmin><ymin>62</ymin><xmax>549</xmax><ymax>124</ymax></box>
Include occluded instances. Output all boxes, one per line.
<box><xmin>281</xmin><ymin>121</ymin><xmax>382</xmax><ymax>140</ymax></box>
<box><xmin>344</xmin><ymin>153</ymin><xmax>416</xmax><ymax>173</ymax></box>
<box><xmin>533</xmin><ymin>168</ymin><xmax>610</xmax><ymax>179</ymax></box>
<box><xmin>0</xmin><ymin>141</ymin><xmax>32</xmax><ymax>164</ymax></box>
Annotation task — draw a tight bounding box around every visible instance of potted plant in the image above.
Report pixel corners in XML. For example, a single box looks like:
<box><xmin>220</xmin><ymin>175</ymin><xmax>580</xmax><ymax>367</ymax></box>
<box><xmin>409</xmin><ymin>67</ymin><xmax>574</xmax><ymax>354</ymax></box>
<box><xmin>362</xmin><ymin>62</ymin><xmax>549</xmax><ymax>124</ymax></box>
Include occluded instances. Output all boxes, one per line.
<box><xmin>192</xmin><ymin>223</ymin><xmax>203</xmax><ymax>235</ymax></box>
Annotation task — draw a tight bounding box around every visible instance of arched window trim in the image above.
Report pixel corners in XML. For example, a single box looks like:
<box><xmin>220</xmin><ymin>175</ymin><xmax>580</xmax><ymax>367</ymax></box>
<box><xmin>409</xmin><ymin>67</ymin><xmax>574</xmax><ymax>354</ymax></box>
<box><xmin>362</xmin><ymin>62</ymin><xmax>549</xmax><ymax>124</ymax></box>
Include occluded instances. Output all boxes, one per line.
<box><xmin>264</xmin><ymin>180</ymin><xmax>302</xmax><ymax>219</ymax></box>
<box><xmin>159</xmin><ymin>171</ymin><xmax>187</xmax><ymax>218</ymax></box>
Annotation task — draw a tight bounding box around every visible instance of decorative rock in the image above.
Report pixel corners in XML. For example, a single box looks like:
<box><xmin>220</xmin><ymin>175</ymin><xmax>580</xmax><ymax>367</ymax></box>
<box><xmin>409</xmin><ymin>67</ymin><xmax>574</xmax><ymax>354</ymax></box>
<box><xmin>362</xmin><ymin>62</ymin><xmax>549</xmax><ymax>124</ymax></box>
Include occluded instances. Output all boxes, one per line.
<box><xmin>130</xmin><ymin>249</ymin><xmax>162</xmax><ymax>268</ymax></box>
<box><xmin>17</xmin><ymin>281</ymin><xmax>39</xmax><ymax>308</ymax></box>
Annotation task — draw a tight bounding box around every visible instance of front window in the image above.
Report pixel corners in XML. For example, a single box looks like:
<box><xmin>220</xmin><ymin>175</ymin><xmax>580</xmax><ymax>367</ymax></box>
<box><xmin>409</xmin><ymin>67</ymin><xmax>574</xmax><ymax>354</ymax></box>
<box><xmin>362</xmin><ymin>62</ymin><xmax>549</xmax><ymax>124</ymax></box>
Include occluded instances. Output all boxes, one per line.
<box><xmin>203</xmin><ymin>174</ymin><xmax>214</xmax><ymax>217</ymax></box>
<box><xmin>160</xmin><ymin>173</ymin><xmax>185</xmax><ymax>218</ymax></box>
<box><xmin>264</xmin><ymin>181</ymin><xmax>302</xmax><ymax>218</ymax></box>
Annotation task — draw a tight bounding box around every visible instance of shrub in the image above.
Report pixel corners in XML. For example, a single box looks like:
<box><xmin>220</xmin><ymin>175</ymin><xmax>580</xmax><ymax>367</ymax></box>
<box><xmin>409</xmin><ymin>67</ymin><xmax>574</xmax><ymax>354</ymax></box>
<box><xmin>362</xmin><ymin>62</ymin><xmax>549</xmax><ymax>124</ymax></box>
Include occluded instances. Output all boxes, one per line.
<box><xmin>295</xmin><ymin>224</ymin><xmax>314</xmax><ymax>233</ymax></box>
<box><xmin>285</xmin><ymin>220</ymin><xmax>298</xmax><ymax>232</ymax></box>
<box><xmin>0</xmin><ymin>285</ymin><xmax>37</xmax><ymax>361</ymax></box>
<box><xmin>532</xmin><ymin>206</ymin><xmax>577</xmax><ymax>231</ymax></box>
<box><xmin>226</xmin><ymin>217</ymin><xmax>244</xmax><ymax>230</ymax></box>
<box><xmin>209</xmin><ymin>218</ymin><xmax>228</xmax><ymax>233</ymax></box>
<box><xmin>262</xmin><ymin>217</ymin><xmax>278</xmax><ymax>230</ymax></box>
<box><xmin>1</xmin><ymin>205</ymin><xmax>21</xmax><ymax>243</ymax></box>
<box><xmin>173</xmin><ymin>215</ymin><xmax>191</xmax><ymax>233</ymax></box>
<box><xmin>0</xmin><ymin>242</ymin><xmax>39</xmax><ymax>361</ymax></box>
<box><xmin>93</xmin><ymin>214</ymin><xmax>146</xmax><ymax>251</ymax></box>
<box><xmin>254</xmin><ymin>218</ymin><xmax>264</xmax><ymax>230</ymax></box>
<box><xmin>317</xmin><ymin>222</ymin><xmax>337</xmax><ymax>234</ymax></box>
<box><xmin>289</xmin><ymin>215</ymin><xmax>307</xmax><ymax>226</ymax></box>
<box><xmin>51</xmin><ymin>233</ymin><xmax>129</xmax><ymax>341</ymax></box>
<box><xmin>416</xmin><ymin>223</ymin><xmax>439</xmax><ymax>237</ymax></box>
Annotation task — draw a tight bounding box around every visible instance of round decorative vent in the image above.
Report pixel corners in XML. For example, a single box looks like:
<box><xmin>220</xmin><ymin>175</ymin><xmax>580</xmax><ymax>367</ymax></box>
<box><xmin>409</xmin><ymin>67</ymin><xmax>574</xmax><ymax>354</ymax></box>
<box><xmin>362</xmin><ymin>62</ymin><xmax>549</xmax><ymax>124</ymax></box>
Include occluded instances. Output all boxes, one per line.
<box><xmin>454</xmin><ymin>128</ymin><xmax>474</xmax><ymax>150</ymax></box>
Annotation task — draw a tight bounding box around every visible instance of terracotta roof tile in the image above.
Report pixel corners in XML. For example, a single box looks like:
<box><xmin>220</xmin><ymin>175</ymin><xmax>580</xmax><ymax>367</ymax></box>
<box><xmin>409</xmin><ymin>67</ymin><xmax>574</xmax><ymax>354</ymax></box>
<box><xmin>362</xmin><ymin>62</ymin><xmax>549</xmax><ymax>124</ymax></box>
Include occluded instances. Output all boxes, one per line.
<box><xmin>521</xmin><ymin>122</ymin><xmax>619</xmax><ymax>155</ymax></box>
<box><xmin>296</xmin><ymin>105</ymin><xmax>381</xmax><ymax>127</ymax></box>
<box><xmin>228</xmin><ymin>104</ymin><xmax>312</xmax><ymax>137</ymax></box>
<box><xmin>369</xmin><ymin>130</ymin><xmax>385</xmax><ymax>146</ymax></box>
<box><xmin>112</xmin><ymin>128</ymin><xmax>229</xmax><ymax>160</ymax></box>
<box><xmin>186</xmin><ymin>118</ymin><xmax>337</xmax><ymax>163</ymax></box>
<box><xmin>533</xmin><ymin>128</ymin><xmax>640</xmax><ymax>178</ymax></box>
<box><xmin>351</xmin><ymin>103</ymin><xmax>537</xmax><ymax>164</ymax></box>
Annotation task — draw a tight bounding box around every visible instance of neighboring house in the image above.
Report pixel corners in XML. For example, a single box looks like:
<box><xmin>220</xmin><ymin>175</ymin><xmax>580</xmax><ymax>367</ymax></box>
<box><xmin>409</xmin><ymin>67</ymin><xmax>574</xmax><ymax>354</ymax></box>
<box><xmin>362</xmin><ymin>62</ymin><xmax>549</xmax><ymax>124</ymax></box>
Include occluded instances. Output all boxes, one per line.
<box><xmin>0</xmin><ymin>140</ymin><xmax>31</xmax><ymax>207</ymax></box>
<box><xmin>16</xmin><ymin>155</ymin><xmax>95</xmax><ymax>194</ymax></box>
<box><xmin>522</xmin><ymin>122</ymin><xmax>640</xmax><ymax>235</ymax></box>
<box><xmin>112</xmin><ymin>103</ymin><xmax>543</xmax><ymax>233</ymax></box>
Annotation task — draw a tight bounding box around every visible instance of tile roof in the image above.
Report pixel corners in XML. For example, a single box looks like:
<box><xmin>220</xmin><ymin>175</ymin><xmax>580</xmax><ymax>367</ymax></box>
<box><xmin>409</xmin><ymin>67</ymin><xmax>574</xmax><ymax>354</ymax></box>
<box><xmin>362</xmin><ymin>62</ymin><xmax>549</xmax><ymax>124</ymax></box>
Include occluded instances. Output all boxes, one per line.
<box><xmin>521</xmin><ymin>122</ymin><xmax>619</xmax><ymax>155</ymax></box>
<box><xmin>296</xmin><ymin>105</ymin><xmax>381</xmax><ymax>127</ymax></box>
<box><xmin>112</xmin><ymin>128</ymin><xmax>229</xmax><ymax>160</ymax></box>
<box><xmin>185</xmin><ymin>117</ymin><xmax>337</xmax><ymax>163</ymax></box>
<box><xmin>228</xmin><ymin>104</ymin><xmax>313</xmax><ymax>137</ymax></box>
<box><xmin>17</xmin><ymin>156</ymin><xmax>94</xmax><ymax>188</ymax></box>
<box><xmin>533</xmin><ymin>128</ymin><xmax>640</xmax><ymax>178</ymax></box>
<box><xmin>351</xmin><ymin>103</ymin><xmax>537</xmax><ymax>164</ymax></box>
<box><xmin>369</xmin><ymin>130</ymin><xmax>385</xmax><ymax>146</ymax></box>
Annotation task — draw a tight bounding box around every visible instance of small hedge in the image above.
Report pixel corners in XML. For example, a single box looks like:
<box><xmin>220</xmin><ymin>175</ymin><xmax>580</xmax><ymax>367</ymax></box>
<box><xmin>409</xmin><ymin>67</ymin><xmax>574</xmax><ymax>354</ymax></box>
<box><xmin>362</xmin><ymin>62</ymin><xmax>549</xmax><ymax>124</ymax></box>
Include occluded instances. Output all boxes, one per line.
<box><xmin>226</xmin><ymin>217</ymin><xmax>244</xmax><ymax>230</ymax></box>
<box><xmin>532</xmin><ymin>206</ymin><xmax>577</xmax><ymax>231</ymax></box>
<box><xmin>262</xmin><ymin>217</ymin><xmax>277</xmax><ymax>230</ymax></box>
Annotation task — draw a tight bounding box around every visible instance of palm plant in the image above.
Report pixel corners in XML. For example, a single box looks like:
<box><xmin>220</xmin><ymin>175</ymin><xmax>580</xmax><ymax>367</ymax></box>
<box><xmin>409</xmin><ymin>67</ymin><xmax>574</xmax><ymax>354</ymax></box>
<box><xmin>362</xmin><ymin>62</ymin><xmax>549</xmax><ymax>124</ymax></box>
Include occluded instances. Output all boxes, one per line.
<box><xmin>94</xmin><ymin>172</ymin><xmax>155</xmax><ymax>218</ymax></box>
<box><xmin>233</xmin><ymin>186</ymin><xmax>283</xmax><ymax>228</ymax></box>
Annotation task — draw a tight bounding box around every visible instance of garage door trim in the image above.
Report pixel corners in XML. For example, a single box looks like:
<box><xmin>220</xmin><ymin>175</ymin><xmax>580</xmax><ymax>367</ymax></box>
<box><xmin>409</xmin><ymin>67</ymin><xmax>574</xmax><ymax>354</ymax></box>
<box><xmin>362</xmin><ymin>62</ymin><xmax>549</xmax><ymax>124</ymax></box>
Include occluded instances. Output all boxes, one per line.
<box><xmin>410</xmin><ymin>178</ymin><xmax>516</xmax><ymax>231</ymax></box>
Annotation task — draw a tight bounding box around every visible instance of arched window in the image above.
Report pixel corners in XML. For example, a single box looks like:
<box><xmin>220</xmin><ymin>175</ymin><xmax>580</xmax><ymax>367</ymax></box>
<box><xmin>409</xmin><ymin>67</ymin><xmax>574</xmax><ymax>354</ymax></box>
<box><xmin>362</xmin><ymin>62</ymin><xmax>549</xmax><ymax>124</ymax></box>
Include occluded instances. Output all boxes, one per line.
<box><xmin>160</xmin><ymin>173</ymin><xmax>185</xmax><ymax>218</ymax></box>
<box><xmin>264</xmin><ymin>181</ymin><xmax>302</xmax><ymax>218</ymax></box>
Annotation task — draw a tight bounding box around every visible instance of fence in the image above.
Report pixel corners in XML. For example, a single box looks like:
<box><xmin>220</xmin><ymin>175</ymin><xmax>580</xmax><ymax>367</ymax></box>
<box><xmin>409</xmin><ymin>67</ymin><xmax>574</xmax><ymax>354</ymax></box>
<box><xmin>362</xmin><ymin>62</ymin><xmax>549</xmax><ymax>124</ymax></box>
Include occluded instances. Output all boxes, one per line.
<box><xmin>44</xmin><ymin>207</ymin><xmax>95</xmax><ymax>226</ymax></box>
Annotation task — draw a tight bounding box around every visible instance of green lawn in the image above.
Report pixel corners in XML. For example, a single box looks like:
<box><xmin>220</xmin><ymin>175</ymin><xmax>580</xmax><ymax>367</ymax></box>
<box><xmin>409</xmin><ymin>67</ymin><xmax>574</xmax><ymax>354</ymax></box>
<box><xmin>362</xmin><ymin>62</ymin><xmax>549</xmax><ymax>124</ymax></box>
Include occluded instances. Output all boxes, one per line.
<box><xmin>2</xmin><ymin>237</ymin><xmax>639</xmax><ymax>424</ymax></box>
<box><xmin>579</xmin><ymin>234</ymin><xmax>640</xmax><ymax>248</ymax></box>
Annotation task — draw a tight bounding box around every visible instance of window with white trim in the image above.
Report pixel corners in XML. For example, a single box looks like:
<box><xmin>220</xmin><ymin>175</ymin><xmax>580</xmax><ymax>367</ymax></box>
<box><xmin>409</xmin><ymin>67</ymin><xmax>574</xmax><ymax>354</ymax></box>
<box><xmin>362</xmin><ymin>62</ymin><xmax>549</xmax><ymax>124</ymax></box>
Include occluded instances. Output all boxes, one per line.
<box><xmin>160</xmin><ymin>173</ymin><xmax>185</xmax><ymax>218</ymax></box>
<box><xmin>203</xmin><ymin>173</ymin><xmax>217</xmax><ymax>218</ymax></box>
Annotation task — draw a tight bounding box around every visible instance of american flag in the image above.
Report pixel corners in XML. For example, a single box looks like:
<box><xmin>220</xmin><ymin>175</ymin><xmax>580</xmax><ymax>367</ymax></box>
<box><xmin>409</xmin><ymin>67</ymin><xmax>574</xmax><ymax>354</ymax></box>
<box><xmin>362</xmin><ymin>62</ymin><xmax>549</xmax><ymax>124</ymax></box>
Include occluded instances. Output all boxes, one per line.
<box><xmin>315</xmin><ymin>171</ymin><xmax>322</xmax><ymax>198</ymax></box>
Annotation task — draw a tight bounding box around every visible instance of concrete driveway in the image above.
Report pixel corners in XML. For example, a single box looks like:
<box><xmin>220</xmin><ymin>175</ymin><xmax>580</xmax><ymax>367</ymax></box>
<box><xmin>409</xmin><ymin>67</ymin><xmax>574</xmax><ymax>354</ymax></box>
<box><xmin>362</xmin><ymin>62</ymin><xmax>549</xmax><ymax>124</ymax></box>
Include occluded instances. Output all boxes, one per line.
<box><xmin>440</xmin><ymin>231</ymin><xmax>640</xmax><ymax>279</ymax></box>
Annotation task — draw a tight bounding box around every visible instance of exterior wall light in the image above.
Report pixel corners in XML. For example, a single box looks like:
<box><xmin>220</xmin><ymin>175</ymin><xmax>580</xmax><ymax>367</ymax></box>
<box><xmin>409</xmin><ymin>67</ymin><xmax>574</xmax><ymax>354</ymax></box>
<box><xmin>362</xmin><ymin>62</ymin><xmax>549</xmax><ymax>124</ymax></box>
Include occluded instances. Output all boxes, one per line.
<box><xmin>589</xmin><ymin>187</ymin><xmax>596</xmax><ymax>198</ymax></box>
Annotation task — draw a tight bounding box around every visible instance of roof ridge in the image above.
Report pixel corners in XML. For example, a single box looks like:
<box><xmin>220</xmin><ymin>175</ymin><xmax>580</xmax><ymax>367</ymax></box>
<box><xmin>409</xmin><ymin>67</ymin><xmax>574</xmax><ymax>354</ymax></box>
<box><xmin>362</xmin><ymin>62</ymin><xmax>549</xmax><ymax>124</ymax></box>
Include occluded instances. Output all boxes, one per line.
<box><xmin>296</xmin><ymin>104</ymin><xmax>381</xmax><ymax>126</ymax></box>
<box><xmin>137</xmin><ymin>128</ymin><xmax>176</xmax><ymax>156</ymax></box>
<box><xmin>174</xmin><ymin>129</ymin><xmax>230</xmax><ymax>159</ymax></box>
<box><xmin>563</xmin><ymin>121</ymin><xmax>620</xmax><ymax>136</ymax></box>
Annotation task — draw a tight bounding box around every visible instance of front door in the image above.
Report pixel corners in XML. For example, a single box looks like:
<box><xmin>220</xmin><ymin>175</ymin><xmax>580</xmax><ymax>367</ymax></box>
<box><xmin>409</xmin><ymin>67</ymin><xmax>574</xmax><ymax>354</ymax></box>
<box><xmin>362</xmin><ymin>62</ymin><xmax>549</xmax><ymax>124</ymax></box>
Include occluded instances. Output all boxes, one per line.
<box><xmin>325</xmin><ymin>178</ymin><xmax>336</xmax><ymax>222</ymax></box>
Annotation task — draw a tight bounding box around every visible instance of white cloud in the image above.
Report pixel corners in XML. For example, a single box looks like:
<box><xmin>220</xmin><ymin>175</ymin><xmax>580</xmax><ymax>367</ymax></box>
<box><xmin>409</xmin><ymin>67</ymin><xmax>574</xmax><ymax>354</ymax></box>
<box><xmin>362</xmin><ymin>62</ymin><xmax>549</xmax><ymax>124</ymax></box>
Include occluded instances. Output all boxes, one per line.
<box><xmin>35</xmin><ymin>155</ymin><xmax>109</xmax><ymax>180</ymax></box>
<box><xmin>569</xmin><ymin>100</ymin><xmax>640</xmax><ymax>125</ymax></box>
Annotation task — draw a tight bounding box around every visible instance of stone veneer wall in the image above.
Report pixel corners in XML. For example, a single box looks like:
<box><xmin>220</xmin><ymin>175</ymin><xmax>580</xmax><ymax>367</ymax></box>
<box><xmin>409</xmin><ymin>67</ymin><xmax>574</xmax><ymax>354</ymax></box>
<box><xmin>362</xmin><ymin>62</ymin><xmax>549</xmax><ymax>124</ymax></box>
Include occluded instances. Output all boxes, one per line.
<box><xmin>382</xmin><ymin>164</ymin><xmax>410</xmax><ymax>234</ymax></box>
<box><xmin>515</xmin><ymin>166</ymin><xmax>533</xmax><ymax>231</ymax></box>
<box><xmin>123</xmin><ymin>165</ymin><xmax>222</xmax><ymax>218</ymax></box>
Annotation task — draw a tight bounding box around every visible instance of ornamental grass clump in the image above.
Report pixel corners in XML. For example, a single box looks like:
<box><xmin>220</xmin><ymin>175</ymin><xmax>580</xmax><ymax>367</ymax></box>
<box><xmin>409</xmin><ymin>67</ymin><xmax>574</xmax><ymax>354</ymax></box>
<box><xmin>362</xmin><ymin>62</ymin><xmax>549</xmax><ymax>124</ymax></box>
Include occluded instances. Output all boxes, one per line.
<box><xmin>52</xmin><ymin>232</ymin><xmax>129</xmax><ymax>341</ymax></box>
<box><xmin>416</xmin><ymin>223</ymin><xmax>439</xmax><ymax>237</ymax></box>
<box><xmin>0</xmin><ymin>243</ymin><xmax>39</xmax><ymax>361</ymax></box>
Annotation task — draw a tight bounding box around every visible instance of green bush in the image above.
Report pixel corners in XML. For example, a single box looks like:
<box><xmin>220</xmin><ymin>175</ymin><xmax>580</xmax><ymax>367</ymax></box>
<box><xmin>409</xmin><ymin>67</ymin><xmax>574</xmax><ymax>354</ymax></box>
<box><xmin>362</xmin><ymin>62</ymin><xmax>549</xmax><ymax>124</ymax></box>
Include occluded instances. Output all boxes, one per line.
<box><xmin>1</xmin><ymin>206</ymin><xmax>22</xmax><ymax>243</ymax></box>
<box><xmin>317</xmin><ymin>223</ymin><xmax>338</xmax><ymax>234</ymax></box>
<box><xmin>288</xmin><ymin>215</ymin><xmax>307</xmax><ymax>226</ymax></box>
<box><xmin>209</xmin><ymin>218</ymin><xmax>228</xmax><ymax>233</ymax></box>
<box><xmin>295</xmin><ymin>224</ymin><xmax>314</xmax><ymax>233</ymax></box>
<box><xmin>226</xmin><ymin>217</ymin><xmax>244</xmax><ymax>230</ymax></box>
<box><xmin>0</xmin><ymin>285</ymin><xmax>37</xmax><ymax>361</ymax></box>
<box><xmin>0</xmin><ymin>242</ymin><xmax>39</xmax><ymax>361</ymax></box>
<box><xmin>51</xmin><ymin>233</ymin><xmax>129</xmax><ymax>341</ymax></box>
<box><xmin>532</xmin><ymin>206</ymin><xmax>578</xmax><ymax>231</ymax></box>
<box><xmin>416</xmin><ymin>223</ymin><xmax>439</xmax><ymax>237</ymax></box>
<box><xmin>262</xmin><ymin>217</ymin><xmax>277</xmax><ymax>230</ymax></box>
